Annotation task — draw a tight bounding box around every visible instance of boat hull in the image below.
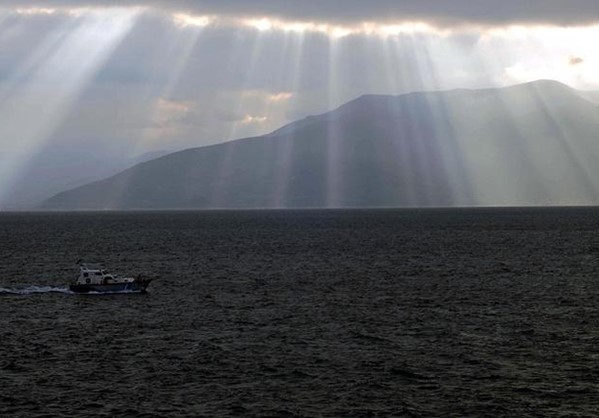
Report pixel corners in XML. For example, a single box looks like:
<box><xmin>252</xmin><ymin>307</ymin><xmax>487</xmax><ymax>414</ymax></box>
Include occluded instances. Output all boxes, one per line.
<box><xmin>69</xmin><ymin>280</ymin><xmax>152</xmax><ymax>294</ymax></box>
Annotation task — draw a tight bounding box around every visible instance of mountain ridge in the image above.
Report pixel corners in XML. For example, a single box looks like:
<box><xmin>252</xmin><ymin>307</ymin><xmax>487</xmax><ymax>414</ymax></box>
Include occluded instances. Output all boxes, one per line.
<box><xmin>41</xmin><ymin>80</ymin><xmax>599</xmax><ymax>210</ymax></box>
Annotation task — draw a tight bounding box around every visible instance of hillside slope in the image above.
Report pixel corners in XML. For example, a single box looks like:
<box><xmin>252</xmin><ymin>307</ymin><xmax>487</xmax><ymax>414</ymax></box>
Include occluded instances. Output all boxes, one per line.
<box><xmin>41</xmin><ymin>80</ymin><xmax>599</xmax><ymax>209</ymax></box>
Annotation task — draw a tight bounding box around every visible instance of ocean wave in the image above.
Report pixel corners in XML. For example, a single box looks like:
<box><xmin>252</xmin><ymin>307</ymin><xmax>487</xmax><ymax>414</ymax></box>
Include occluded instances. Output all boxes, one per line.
<box><xmin>0</xmin><ymin>286</ymin><xmax>146</xmax><ymax>296</ymax></box>
<box><xmin>0</xmin><ymin>286</ymin><xmax>72</xmax><ymax>295</ymax></box>
<box><xmin>84</xmin><ymin>289</ymin><xmax>145</xmax><ymax>295</ymax></box>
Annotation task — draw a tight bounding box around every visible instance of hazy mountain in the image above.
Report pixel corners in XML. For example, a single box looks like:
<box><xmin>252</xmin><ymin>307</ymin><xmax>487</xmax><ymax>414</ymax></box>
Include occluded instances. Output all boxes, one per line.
<box><xmin>41</xmin><ymin>80</ymin><xmax>599</xmax><ymax>209</ymax></box>
<box><xmin>580</xmin><ymin>90</ymin><xmax>599</xmax><ymax>104</ymax></box>
<box><xmin>2</xmin><ymin>149</ymin><xmax>172</xmax><ymax>210</ymax></box>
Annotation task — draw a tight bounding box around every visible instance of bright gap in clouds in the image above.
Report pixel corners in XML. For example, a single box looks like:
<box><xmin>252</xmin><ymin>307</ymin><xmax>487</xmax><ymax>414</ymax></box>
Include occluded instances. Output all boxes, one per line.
<box><xmin>8</xmin><ymin>7</ymin><xmax>599</xmax><ymax>91</ymax></box>
<box><xmin>167</xmin><ymin>10</ymin><xmax>599</xmax><ymax>90</ymax></box>
<box><xmin>192</xmin><ymin>14</ymin><xmax>441</xmax><ymax>38</ymax></box>
<box><xmin>486</xmin><ymin>25</ymin><xmax>599</xmax><ymax>88</ymax></box>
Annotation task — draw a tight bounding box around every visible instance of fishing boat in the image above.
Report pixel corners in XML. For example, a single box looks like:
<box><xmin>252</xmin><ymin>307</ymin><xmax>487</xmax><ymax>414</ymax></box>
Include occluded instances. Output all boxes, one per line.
<box><xmin>69</xmin><ymin>262</ymin><xmax>153</xmax><ymax>293</ymax></box>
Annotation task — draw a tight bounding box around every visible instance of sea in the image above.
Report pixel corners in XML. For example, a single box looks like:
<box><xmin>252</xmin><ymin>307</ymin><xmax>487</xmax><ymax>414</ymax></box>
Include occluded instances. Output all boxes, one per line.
<box><xmin>1</xmin><ymin>208</ymin><xmax>599</xmax><ymax>417</ymax></box>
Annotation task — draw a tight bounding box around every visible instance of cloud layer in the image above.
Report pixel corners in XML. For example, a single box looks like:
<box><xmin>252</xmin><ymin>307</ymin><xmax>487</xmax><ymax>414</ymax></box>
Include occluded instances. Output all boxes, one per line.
<box><xmin>4</xmin><ymin>0</ymin><xmax>599</xmax><ymax>28</ymax></box>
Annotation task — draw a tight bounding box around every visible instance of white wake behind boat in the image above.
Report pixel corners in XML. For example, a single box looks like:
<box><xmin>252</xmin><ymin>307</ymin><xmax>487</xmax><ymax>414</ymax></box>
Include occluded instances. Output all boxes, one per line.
<box><xmin>69</xmin><ymin>262</ymin><xmax>153</xmax><ymax>293</ymax></box>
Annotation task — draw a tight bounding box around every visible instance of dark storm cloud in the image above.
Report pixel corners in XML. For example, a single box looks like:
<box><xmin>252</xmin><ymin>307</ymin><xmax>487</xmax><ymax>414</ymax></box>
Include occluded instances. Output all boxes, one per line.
<box><xmin>5</xmin><ymin>0</ymin><xmax>599</xmax><ymax>27</ymax></box>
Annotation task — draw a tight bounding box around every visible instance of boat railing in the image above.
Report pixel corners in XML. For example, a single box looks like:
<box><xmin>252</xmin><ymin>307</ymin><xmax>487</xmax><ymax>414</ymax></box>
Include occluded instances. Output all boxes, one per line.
<box><xmin>78</xmin><ymin>262</ymin><xmax>104</xmax><ymax>271</ymax></box>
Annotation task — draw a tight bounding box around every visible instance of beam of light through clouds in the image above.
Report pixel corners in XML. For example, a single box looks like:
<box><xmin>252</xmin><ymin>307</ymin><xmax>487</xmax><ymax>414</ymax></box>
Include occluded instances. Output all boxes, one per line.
<box><xmin>269</xmin><ymin>31</ymin><xmax>304</xmax><ymax>207</ymax></box>
<box><xmin>135</xmin><ymin>17</ymin><xmax>206</xmax><ymax>153</ymax></box>
<box><xmin>1</xmin><ymin>2</ymin><xmax>599</xmax><ymax>207</ymax></box>
<box><xmin>325</xmin><ymin>36</ymin><xmax>343</xmax><ymax>208</ymax></box>
<box><xmin>0</xmin><ymin>8</ymin><xmax>139</xmax><ymax>204</ymax></box>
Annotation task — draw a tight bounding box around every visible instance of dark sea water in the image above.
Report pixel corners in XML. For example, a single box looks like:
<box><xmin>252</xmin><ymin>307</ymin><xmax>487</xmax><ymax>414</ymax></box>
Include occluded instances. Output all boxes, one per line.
<box><xmin>1</xmin><ymin>208</ymin><xmax>599</xmax><ymax>417</ymax></box>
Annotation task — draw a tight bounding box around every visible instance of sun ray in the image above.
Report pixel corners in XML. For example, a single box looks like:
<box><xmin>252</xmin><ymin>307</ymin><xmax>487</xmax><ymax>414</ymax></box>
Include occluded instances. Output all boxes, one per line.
<box><xmin>270</xmin><ymin>31</ymin><xmax>306</xmax><ymax>208</ymax></box>
<box><xmin>379</xmin><ymin>38</ymin><xmax>419</xmax><ymax>205</ymax></box>
<box><xmin>394</xmin><ymin>34</ymin><xmax>445</xmax><ymax>205</ymax></box>
<box><xmin>411</xmin><ymin>34</ymin><xmax>478</xmax><ymax>205</ymax></box>
<box><xmin>325</xmin><ymin>36</ymin><xmax>344</xmax><ymax>208</ymax></box>
<box><xmin>2</xmin><ymin>5</ymin><xmax>599</xmax><ymax>208</ymax></box>
<box><xmin>209</xmin><ymin>28</ymin><xmax>268</xmax><ymax>207</ymax></box>
<box><xmin>0</xmin><ymin>8</ymin><xmax>139</xmax><ymax>205</ymax></box>
<box><xmin>133</xmin><ymin>18</ymin><xmax>206</xmax><ymax>156</ymax></box>
<box><xmin>463</xmin><ymin>29</ymin><xmax>599</xmax><ymax>205</ymax></box>
<box><xmin>527</xmin><ymin>83</ymin><xmax>599</xmax><ymax>202</ymax></box>
<box><xmin>0</xmin><ymin>15</ymin><xmax>81</xmax><ymax>102</ymax></box>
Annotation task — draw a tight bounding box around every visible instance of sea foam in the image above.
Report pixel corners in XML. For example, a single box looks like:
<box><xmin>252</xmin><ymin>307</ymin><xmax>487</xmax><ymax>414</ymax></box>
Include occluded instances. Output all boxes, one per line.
<box><xmin>0</xmin><ymin>286</ymin><xmax>72</xmax><ymax>295</ymax></box>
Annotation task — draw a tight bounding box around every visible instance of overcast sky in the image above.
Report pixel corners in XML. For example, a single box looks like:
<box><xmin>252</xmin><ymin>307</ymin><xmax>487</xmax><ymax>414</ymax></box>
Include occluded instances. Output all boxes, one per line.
<box><xmin>5</xmin><ymin>0</ymin><xmax>599</xmax><ymax>27</ymax></box>
<box><xmin>1</xmin><ymin>1</ymin><xmax>598</xmax><ymax>203</ymax></box>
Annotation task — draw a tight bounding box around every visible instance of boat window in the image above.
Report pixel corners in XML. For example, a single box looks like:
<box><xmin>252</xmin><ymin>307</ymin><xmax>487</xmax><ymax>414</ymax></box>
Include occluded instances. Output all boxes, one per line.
<box><xmin>83</xmin><ymin>273</ymin><xmax>89</xmax><ymax>277</ymax></box>
<box><xmin>94</xmin><ymin>272</ymin><xmax>102</xmax><ymax>276</ymax></box>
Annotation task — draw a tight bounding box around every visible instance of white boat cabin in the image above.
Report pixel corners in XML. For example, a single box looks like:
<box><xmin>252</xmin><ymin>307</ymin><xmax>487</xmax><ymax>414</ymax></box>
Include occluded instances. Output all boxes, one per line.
<box><xmin>76</xmin><ymin>263</ymin><xmax>134</xmax><ymax>285</ymax></box>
